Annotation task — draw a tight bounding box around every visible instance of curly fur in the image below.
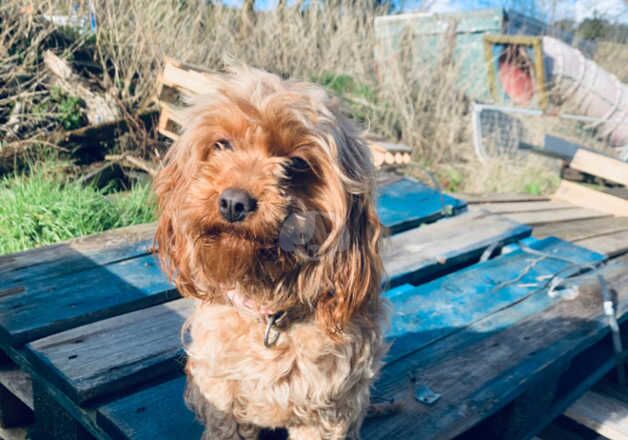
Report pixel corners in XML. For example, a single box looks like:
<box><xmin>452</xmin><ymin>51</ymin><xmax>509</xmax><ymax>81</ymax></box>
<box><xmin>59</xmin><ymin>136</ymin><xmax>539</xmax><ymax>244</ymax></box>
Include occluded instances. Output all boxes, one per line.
<box><xmin>154</xmin><ymin>65</ymin><xmax>387</xmax><ymax>439</ymax></box>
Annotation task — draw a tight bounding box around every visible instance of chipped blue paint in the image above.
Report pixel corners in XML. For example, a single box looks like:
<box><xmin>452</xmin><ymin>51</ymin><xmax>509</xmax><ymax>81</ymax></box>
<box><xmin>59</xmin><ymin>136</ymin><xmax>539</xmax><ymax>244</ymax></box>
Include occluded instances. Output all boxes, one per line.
<box><xmin>385</xmin><ymin>237</ymin><xmax>605</xmax><ymax>362</ymax></box>
<box><xmin>376</xmin><ymin>178</ymin><xmax>466</xmax><ymax>233</ymax></box>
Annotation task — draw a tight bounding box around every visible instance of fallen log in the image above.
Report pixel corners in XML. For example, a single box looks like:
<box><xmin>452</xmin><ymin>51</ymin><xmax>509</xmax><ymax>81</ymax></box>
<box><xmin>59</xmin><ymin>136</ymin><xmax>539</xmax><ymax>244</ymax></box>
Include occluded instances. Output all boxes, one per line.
<box><xmin>43</xmin><ymin>50</ymin><xmax>121</xmax><ymax>126</ymax></box>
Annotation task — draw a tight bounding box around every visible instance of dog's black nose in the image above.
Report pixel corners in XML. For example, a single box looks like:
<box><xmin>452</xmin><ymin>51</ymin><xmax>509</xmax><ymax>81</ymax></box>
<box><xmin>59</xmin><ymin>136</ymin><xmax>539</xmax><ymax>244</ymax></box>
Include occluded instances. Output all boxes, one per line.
<box><xmin>219</xmin><ymin>188</ymin><xmax>257</xmax><ymax>223</ymax></box>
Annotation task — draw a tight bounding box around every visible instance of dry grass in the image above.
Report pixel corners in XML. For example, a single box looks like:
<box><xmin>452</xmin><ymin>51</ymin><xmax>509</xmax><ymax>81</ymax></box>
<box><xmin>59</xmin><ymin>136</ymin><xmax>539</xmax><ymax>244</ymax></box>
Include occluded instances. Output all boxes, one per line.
<box><xmin>1</xmin><ymin>0</ymin><xmax>625</xmax><ymax>195</ymax></box>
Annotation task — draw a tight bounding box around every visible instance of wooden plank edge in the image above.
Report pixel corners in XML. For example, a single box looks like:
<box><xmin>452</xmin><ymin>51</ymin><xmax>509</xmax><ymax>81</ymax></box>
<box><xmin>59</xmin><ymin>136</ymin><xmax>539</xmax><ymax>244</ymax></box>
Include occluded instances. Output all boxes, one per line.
<box><xmin>564</xmin><ymin>391</ymin><xmax>628</xmax><ymax>440</ymax></box>
<box><xmin>553</xmin><ymin>180</ymin><xmax>628</xmax><ymax>217</ymax></box>
<box><xmin>0</xmin><ymin>365</ymin><xmax>33</xmax><ymax>409</ymax></box>
<box><xmin>570</xmin><ymin>149</ymin><xmax>628</xmax><ymax>187</ymax></box>
<box><xmin>0</xmin><ymin>424</ymin><xmax>29</xmax><ymax>440</ymax></box>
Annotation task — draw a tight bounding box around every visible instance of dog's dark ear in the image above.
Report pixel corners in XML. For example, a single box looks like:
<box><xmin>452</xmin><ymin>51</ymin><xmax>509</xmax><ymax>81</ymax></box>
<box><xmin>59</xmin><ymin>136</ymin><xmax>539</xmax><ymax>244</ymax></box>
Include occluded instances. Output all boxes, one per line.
<box><xmin>315</xmin><ymin>191</ymin><xmax>383</xmax><ymax>336</ymax></box>
<box><xmin>310</xmin><ymin>112</ymin><xmax>384</xmax><ymax>337</ymax></box>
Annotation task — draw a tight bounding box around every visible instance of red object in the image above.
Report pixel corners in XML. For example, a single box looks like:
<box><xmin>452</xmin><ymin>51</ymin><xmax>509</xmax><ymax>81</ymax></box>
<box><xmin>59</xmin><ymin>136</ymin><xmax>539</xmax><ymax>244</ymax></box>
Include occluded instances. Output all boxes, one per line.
<box><xmin>499</xmin><ymin>60</ymin><xmax>535</xmax><ymax>105</ymax></box>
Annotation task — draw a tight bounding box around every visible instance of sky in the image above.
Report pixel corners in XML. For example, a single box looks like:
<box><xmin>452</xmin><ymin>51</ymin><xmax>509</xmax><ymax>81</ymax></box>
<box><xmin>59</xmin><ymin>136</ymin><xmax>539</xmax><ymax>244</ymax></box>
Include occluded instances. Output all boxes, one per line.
<box><xmin>232</xmin><ymin>0</ymin><xmax>628</xmax><ymax>24</ymax></box>
<box><xmin>414</xmin><ymin>0</ymin><xmax>628</xmax><ymax>24</ymax></box>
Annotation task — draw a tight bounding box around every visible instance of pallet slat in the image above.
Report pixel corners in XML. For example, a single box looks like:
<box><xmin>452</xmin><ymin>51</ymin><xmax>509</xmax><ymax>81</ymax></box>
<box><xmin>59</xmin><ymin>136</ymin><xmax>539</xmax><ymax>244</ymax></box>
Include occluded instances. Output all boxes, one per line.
<box><xmin>565</xmin><ymin>391</ymin><xmax>628</xmax><ymax>440</ymax></box>
<box><xmin>553</xmin><ymin>180</ymin><xmax>628</xmax><ymax>217</ymax></box>
<box><xmin>24</xmin><ymin>211</ymin><xmax>515</xmax><ymax>405</ymax></box>
<box><xmin>377</xmin><ymin>178</ymin><xmax>466</xmax><ymax>233</ymax></box>
<box><xmin>534</xmin><ymin>216</ymin><xmax>628</xmax><ymax>242</ymax></box>
<box><xmin>575</xmin><ymin>229</ymin><xmax>628</xmax><ymax>257</ymax></box>
<box><xmin>97</xmin><ymin>375</ymin><xmax>203</xmax><ymax>440</ymax></box>
<box><xmin>569</xmin><ymin>149</ymin><xmax>628</xmax><ymax>187</ymax></box>
<box><xmin>0</xmin><ymin>253</ymin><xmax>177</xmax><ymax>346</ymax></box>
<box><xmin>451</xmin><ymin>193</ymin><xmax>550</xmax><ymax>204</ymax></box>
<box><xmin>85</xmin><ymin>238</ymin><xmax>606</xmax><ymax>440</ymax></box>
<box><xmin>478</xmin><ymin>200</ymin><xmax>574</xmax><ymax>213</ymax></box>
<box><xmin>363</xmin><ymin>253</ymin><xmax>628</xmax><ymax>440</ymax></box>
<box><xmin>383</xmin><ymin>237</ymin><xmax>605</xmax><ymax>363</ymax></box>
<box><xmin>472</xmin><ymin>206</ymin><xmax>611</xmax><ymax>226</ymax></box>
<box><xmin>0</xmin><ymin>223</ymin><xmax>154</xmax><ymax>290</ymax></box>
<box><xmin>384</xmin><ymin>210</ymin><xmax>531</xmax><ymax>286</ymax></box>
<box><xmin>25</xmin><ymin>300</ymin><xmax>194</xmax><ymax>404</ymax></box>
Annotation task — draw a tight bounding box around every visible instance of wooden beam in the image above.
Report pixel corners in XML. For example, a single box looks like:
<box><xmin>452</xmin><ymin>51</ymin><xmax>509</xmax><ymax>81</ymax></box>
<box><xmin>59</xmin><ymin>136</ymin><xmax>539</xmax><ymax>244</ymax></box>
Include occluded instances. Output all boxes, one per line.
<box><xmin>575</xmin><ymin>229</ymin><xmax>628</xmax><ymax>257</ymax></box>
<box><xmin>534</xmin><ymin>216</ymin><xmax>628</xmax><ymax>242</ymax></box>
<box><xmin>451</xmin><ymin>193</ymin><xmax>549</xmax><ymax>204</ymax></box>
<box><xmin>553</xmin><ymin>180</ymin><xmax>628</xmax><ymax>217</ymax></box>
<box><xmin>479</xmin><ymin>200</ymin><xmax>574</xmax><ymax>214</ymax></box>
<box><xmin>565</xmin><ymin>391</ymin><xmax>628</xmax><ymax>440</ymax></box>
<box><xmin>0</xmin><ymin>366</ymin><xmax>33</xmax><ymax>410</ymax></box>
<box><xmin>569</xmin><ymin>149</ymin><xmax>628</xmax><ymax>187</ymax></box>
<box><xmin>470</xmin><ymin>205</ymin><xmax>611</xmax><ymax>226</ymax></box>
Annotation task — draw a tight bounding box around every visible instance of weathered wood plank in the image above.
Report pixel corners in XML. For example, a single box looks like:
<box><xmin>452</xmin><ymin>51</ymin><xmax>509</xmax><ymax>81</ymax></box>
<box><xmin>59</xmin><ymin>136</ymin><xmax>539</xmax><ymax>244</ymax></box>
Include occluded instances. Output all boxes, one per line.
<box><xmin>0</xmin><ymin>222</ymin><xmax>155</xmax><ymax>289</ymax></box>
<box><xmin>450</xmin><ymin>193</ymin><xmax>549</xmax><ymax>204</ymax></box>
<box><xmin>503</xmin><ymin>208</ymin><xmax>611</xmax><ymax>225</ymax></box>
<box><xmin>97</xmin><ymin>375</ymin><xmax>203</xmax><ymax>440</ymax></box>
<box><xmin>30</xmin><ymin>380</ymin><xmax>93</xmax><ymax>440</ymax></box>
<box><xmin>362</xmin><ymin>254</ymin><xmax>628</xmax><ymax>440</ymax></box>
<box><xmin>26</xmin><ymin>238</ymin><xmax>601</xmax><ymax>411</ymax></box>
<box><xmin>575</xmin><ymin>229</ymin><xmax>628</xmax><ymax>257</ymax></box>
<box><xmin>471</xmin><ymin>206</ymin><xmax>611</xmax><ymax>226</ymax></box>
<box><xmin>570</xmin><ymin>149</ymin><xmax>628</xmax><ymax>187</ymax></box>
<box><xmin>534</xmin><ymin>216</ymin><xmax>628</xmax><ymax>242</ymax></box>
<box><xmin>553</xmin><ymin>180</ymin><xmax>628</xmax><ymax>217</ymax></box>
<box><xmin>0</xmin><ymin>253</ymin><xmax>177</xmax><ymax>346</ymax></box>
<box><xmin>0</xmin><ymin>424</ymin><xmax>28</xmax><ymax>440</ymax></box>
<box><xmin>26</xmin><ymin>299</ymin><xmax>194</xmax><ymax>404</ymax></box>
<box><xmin>0</xmin><ymin>365</ymin><xmax>33</xmax><ymax>409</ymax></box>
<box><xmin>478</xmin><ymin>200</ymin><xmax>575</xmax><ymax>213</ymax></box>
<box><xmin>565</xmin><ymin>391</ymin><xmax>628</xmax><ymax>440</ymax></box>
<box><xmin>383</xmin><ymin>211</ymin><xmax>531</xmax><ymax>286</ymax></box>
<box><xmin>384</xmin><ymin>237</ymin><xmax>604</xmax><ymax>362</ymax></box>
<box><xmin>86</xmin><ymin>239</ymin><xmax>607</xmax><ymax>440</ymax></box>
<box><xmin>377</xmin><ymin>178</ymin><xmax>467</xmax><ymax>233</ymax></box>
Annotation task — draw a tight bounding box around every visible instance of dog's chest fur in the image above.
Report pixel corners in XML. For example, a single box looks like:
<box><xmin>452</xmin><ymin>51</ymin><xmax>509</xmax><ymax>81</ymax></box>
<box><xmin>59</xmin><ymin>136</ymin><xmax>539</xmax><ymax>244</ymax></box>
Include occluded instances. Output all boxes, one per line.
<box><xmin>185</xmin><ymin>303</ymin><xmax>384</xmax><ymax>428</ymax></box>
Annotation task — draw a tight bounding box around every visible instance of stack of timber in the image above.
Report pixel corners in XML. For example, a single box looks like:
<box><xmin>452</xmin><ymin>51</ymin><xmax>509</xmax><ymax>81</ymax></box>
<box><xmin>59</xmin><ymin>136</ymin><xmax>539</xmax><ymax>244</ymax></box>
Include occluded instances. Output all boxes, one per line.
<box><xmin>155</xmin><ymin>58</ymin><xmax>412</xmax><ymax>168</ymax></box>
<box><xmin>520</xmin><ymin>135</ymin><xmax>628</xmax><ymax>218</ymax></box>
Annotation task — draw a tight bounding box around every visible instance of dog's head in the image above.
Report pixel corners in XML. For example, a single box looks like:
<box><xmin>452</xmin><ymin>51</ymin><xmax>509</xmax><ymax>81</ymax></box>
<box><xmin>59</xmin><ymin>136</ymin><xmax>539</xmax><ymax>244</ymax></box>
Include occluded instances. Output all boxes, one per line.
<box><xmin>154</xmin><ymin>66</ymin><xmax>382</xmax><ymax>335</ymax></box>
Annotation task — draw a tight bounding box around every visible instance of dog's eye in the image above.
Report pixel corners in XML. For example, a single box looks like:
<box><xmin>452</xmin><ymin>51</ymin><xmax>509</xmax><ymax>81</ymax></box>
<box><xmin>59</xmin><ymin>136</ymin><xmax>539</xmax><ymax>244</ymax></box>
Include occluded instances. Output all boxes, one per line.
<box><xmin>286</xmin><ymin>157</ymin><xmax>311</xmax><ymax>176</ymax></box>
<box><xmin>213</xmin><ymin>139</ymin><xmax>232</xmax><ymax>151</ymax></box>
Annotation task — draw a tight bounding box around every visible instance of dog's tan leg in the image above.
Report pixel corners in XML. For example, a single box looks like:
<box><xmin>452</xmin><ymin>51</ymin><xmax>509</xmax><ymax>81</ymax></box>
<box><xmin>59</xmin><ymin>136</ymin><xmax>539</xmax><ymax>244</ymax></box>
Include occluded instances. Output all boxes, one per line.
<box><xmin>201</xmin><ymin>423</ymin><xmax>260</xmax><ymax>440</ymax></box>
<box><xmin>186</xmin><ymin>379</ymin><xmax>260</xmax><ymax>440</ymax></box>
<box><xmin>288</xmin><ymin>422</ymin><xmax>359</xmax><ymax>440</ymax></box>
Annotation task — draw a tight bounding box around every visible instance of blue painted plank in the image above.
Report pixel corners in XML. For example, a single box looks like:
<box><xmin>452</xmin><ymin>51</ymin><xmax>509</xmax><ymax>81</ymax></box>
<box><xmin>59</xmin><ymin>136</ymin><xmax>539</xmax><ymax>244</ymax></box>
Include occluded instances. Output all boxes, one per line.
<box><xmin>0</xmin><ymin>224</ymin><xmax>155</xmax><ymax>290</ymax></box>
<box><xmin>363</xmin><ymin>255</ymin><xmax>628</xmax><ymax>440</ymax></box>
<box><xmin>22</xmin><ymin>216</ymin><xmax>531</xmax><ymax>406</ymax></box>
<box><xmin>0</xmin><ymin>253</ymin><xmax>177</xmax><ymax>346</ymax></box>
<box><xmin>97</xmin><ymin>375</ymin><xmax>203</xmax><ymax>440</ymax></box>
<box><xmin>376</xmin><ymin>177</ymin><xmax>466</xmax><ymax>234</ymax></box>
<box><xmin>383</xmin><ymin>211</ymin><xmax>531</xmax><ymax>287</ymax></box>
<box><xmin>385</xmin><ymin>237</ymin><xmax>605</xmax><ymax>363</ymax></box>
<box><xmin>92</xmin><ymin>238</ymin><xmax>606</xmax><ymax>440</ymax></box>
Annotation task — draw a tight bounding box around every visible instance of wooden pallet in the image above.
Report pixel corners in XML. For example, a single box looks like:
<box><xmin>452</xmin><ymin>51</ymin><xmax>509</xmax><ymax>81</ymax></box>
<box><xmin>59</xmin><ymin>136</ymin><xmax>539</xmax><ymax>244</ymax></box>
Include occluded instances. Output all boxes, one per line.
<box><xmin>155</xmin><ymin>58</ymin><xmax>413</xmax><ymax>168</ymax></box>
<box><xmin>1</xmin><ymin>183</ymin><xmax>628</xmax><ymax>439</ymax></box>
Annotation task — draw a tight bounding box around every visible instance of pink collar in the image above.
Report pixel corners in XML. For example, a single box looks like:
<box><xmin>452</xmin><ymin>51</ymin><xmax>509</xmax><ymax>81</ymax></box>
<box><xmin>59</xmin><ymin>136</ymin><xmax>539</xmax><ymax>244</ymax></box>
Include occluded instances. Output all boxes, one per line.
<box><xmin>226</xmin><ymin>289</ymin><xmax>277</xmax><ymax>319</ymax></box>
<box><xmin>227</xmin><ymin>289</ymin><xmax>287</xmax><ymax>347</ymax></box>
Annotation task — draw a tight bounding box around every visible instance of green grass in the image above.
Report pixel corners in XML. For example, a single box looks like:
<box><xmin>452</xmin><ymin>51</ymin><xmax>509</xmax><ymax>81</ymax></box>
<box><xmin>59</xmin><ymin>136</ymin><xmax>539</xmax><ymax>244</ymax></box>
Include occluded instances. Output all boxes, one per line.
<box><xmin>0</xmin><ymin>163</ymin><xmax>156</xmax><ymax>255</ymax></box>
